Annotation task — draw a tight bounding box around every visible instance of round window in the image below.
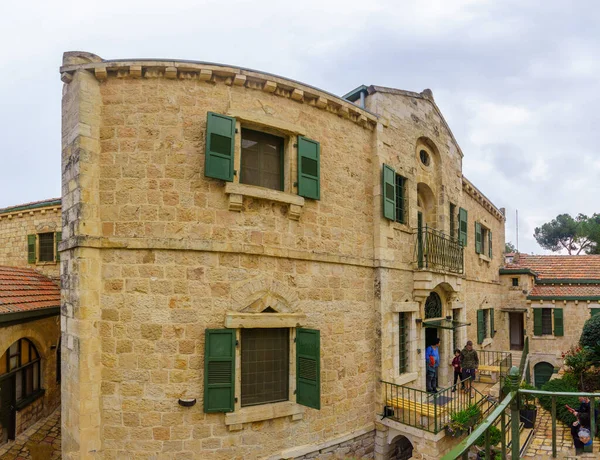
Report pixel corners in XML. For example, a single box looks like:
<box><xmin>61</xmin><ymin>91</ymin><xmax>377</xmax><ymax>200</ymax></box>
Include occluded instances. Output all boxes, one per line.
<box><xmin>419</xmin><ymin>149</ymin><xmax>430</xmax><ymax>166</ymax></box>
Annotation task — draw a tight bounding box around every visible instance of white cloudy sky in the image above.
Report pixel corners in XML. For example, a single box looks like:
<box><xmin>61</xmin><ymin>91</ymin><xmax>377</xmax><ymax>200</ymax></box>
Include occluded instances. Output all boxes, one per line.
<box><xmin>1</xmin><ymin>0</ymin><xmax>598</xmax><ymax>254</ymax></box>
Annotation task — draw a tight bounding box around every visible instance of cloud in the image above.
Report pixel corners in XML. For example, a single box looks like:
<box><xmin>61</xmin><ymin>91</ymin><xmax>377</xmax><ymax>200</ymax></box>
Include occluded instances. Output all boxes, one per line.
<box><xmin>0</xmin><ymin>0</ymin><xmax>598</xmax><ymax>255</ymax></box>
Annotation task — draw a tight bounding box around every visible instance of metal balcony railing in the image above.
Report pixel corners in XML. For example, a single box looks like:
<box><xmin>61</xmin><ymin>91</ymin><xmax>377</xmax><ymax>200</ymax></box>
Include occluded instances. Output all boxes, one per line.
<box><xmin>415</xmin><ymin>226</ymin><xmax>464</xmax><ymax>274</ymax></box>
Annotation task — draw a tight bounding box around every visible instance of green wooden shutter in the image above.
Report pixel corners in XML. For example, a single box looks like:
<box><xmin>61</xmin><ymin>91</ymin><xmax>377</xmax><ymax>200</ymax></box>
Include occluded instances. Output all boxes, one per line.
<box><xmin>55</xmin><ymin>232</ymin><xmax>62</xmax><ymax>262</ymax></box>
<box><xmin>533</xmin><ymin>309</ymin><xmax>542</xmax><ymax>336</ymax></box>
<box><xmin>297</xmin><ymin>136</ymin><xmax>320</xmax><ymax>200</ymax></box>
<box><xmin>488</xmin><ymin>230</ymin><xmax>493</xmax><ymax>258</ymax></box>
<box><xmin>204</xmin><ymin>112</ymin><xmax>235</xmax><ymax>181</ymax></box>
<box><xmin>204</xmin><ymin>329</ymin><xmax>235</xmax><ymax>413</ymax></box>
<box><xmin>382</xmin><ymin>164</ymin><xmax>396</xmax><ymax>221</ymax></box>
<box><xmin>475</xmin><ymin>222</ymin><xmax>482</xmax><ymax>254</ymax></box>
<box><xmin>296</xmin><ymin>328</ymin><xmax>320</xmax><ymax>410</ymax></box>
<box><xmin>591</xmin><ymin>308</ymin><xmax>600</xmax><ymax>317</ymax></box>
<box><xmin>27</xmin><ymin>234</ymin><xmax>36</xmax><ymax>264</ymax></box>
<box><xmin>477</xmin><ymin>310</ymin><xmax>485</xmax><ymax>344</ymax></box>
<box><xmin>490</xmin><ymin>309</ymin><xmax>495</xmax><ymax>338</ymax></box>
<box><xmin>459</xmin><ymin>208</ymin><xmax>468</xmax><ymax>247</ymax></box>
<box><xmin>553</xmin><ymin>308</ymin><xmax>564</xmax><ymax>337</ymax></box>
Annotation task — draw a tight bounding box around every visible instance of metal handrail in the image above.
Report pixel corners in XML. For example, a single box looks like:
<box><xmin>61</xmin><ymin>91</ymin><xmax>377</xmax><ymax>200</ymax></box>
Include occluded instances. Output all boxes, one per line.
<box><xmin>442</xmin><ymin>367</ymin><xmax>600</xmax><ymax>459</ymax></box>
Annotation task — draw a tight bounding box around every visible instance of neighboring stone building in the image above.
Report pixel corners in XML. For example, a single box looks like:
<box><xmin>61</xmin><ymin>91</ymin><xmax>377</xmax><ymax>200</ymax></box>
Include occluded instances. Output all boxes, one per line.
<box><xmin>0</xmin><ymin>199</ymin><xmax>62</xmax><ymax>447</ymax></box>
<box><xmin>58</xmin><ymin>52</ymin><xmax>506</xmax><ymax>459</ymax></box>
<box><xmin>0</xmin><ymin>266</ymin><xmax>61</xmax><ymax>446</ymax></box>
<box><xmin>497</xmin><ymin>254</ymin><xmax>600</xmax><ymax>388</ymax></box>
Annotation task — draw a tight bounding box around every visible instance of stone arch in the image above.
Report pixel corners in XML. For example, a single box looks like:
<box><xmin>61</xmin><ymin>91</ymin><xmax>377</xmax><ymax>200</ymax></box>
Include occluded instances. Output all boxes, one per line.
<box><xmin>0</xmin><ymin>328</ymin><xmax>51</xmax><ymax>362</ymax></box>
<box><xmin>388</xmin><ymin>434</ymin><xmax>414</xmax><ymax>460</ymax></box>
<box><xmin>231</xmin><ymin>277</ymin><xmax>299</xmax><ymax>313</ymax></box>
<box><xmin>417</xmin><ymin>182</ymin><xmax>437</xmax><ymax>228</ymax></box>
<box><xmin>416</xmin><ymin>136</ymin><xmax>441</xmax><ymax>166</ymax></box>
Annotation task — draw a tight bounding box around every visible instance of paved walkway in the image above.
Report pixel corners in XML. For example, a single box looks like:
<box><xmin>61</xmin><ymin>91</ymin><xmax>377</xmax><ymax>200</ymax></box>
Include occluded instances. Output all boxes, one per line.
<box><xmin>523</xmin><ymin>406</ymin><xmax>596</xmax><ymax>459</ymax></box>
<box><xmin>0</xmin><ymin>408</ymin><xmax>60</xmax><ymax>460</ymax></box>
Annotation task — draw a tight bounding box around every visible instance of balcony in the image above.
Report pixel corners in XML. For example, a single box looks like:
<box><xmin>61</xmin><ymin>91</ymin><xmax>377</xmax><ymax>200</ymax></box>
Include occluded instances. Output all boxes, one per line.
<box><xmin>414</xmin><ymin>226</ymin><xmax>463</xmax><ymax>274</ymax></box>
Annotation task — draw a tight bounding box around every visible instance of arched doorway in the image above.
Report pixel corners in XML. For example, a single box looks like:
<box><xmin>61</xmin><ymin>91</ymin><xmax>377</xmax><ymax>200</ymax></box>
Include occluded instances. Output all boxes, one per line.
<box><xmin>534</xmin><ymin>362</ymin><xmax>554</xmax><ymax>389</ymax></box>
<box><xmin>389</xmin><ymin>435</ymin><xmax>413</xmax><ymax>460</ymax></box>
<box><xmin>0</xmin><ymin>339</ymin><xmax>42</xmax><ymax>443</ymax></box>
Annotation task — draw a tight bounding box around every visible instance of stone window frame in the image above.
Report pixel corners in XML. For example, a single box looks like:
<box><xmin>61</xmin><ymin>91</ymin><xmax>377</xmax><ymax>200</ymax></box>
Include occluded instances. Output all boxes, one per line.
<box><xmin>224</xmin><ymin>110</ymin><xmax>307</xmax><ymax>220</ymax></box>
<box><xmin>477</xmin><ymin>222</ymin><xmax>492</xmax><ymax>263</ymax></box>
<box><xmin>223</xmin><ymin>311</ymin><xmax>307</xmax><ymax>430</ymax></box>
<box><xmin>30</xmin><ymin>229</ymin><xmax>60</xmax><ymax>266</ymax></box>
<box><xmin>390</xmin><ymin>302</ymin><xmax>419</xmax><ymax>386</ymax></box>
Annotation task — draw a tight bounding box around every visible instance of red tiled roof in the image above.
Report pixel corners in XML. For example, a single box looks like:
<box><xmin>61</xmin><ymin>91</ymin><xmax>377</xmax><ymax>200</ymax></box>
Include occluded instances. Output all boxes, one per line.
<box><xmin>0</xmin><ymin>266</ymin><xmax>60</xmax><ymax>315</ymax></box>
<box><xmin>505</xmin><ymin>254</ymin><xmax>600</xmax><ymax>280</ymax></box>
<box><xmin>529</xmin><ymin>284</ymin><xmax>600</xmax><ymax>298</ymax></box>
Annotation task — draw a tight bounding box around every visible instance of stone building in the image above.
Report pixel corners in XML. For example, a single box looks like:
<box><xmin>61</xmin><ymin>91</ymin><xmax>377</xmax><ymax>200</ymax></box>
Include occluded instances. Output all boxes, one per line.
<box><xmin>0</xmin><ymin>200</ymin><xmax>62</xmax><ymax>446</ymax></box>
<box><xmin>58</xmin><ymin>51</ymin><xmax>506</xmax><ymax>459</ymax></box>
<box><xmin>497</xmin><ymin>254</ymin><xmax>600</xmax><ymax>388</ymax></box>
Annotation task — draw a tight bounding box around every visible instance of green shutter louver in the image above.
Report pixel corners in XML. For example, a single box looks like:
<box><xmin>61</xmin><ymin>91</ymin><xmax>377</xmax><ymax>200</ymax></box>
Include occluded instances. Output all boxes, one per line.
<box><xmin>475</xmin><ymin>222</ymin><xmax>482</xmax><ymax>254</ymax></box>
<box><xmin>533</xmin><ymin>309</ymin><xmax>542</xmax><ymax>336</ymax></box>
<box><xmin>477</xmin><ymin>310</ymin><xmax>485</xmax><ymax>344</ymax></box>
<box><xmin>488</xmin><ymin>230</ymin><xmax>493</xmax><ymax>258</ymax></box>
<box><xmin>297</xmin><ymin>136</ymin><xmax>320</xmax><ymax>200</ymax></box>
<box><xmin>459</xmin><ymin>208</ymin><xmax>468</xmax><ymax>247</ymax></box>
<box><xmin>204</xmin><ymin>112</ymin><xmax>235</xmax><ymax>181</ymax></box>
<box><xmin>296</xmin><ymin>328</ymin><xmax>320</xmax><ymax>410</ymax></box>
<box><xmin>591</xmin><ymin>309</ymin><xmax>600</xmax><ymax>317</ymax></box>
<box><xmin>553</xmin><ymin>308</ymin><xmax>564</xmax><ymax>337</ymax></box>
<box><xmin>27</xmin><ymin>234</ymin><xmax>36</xmax><ymax>264</ymax></box>
<box><xmin>204</xmin><ymin>329</ymin><xmax>236</xmax><ymax>413</ymax></box>
<box><xmin>55</xmin><ymin>231</ymin><xmax>62</xmax><ymax>262</ymax></box>
<box><xmin>382</xmin><ymin>164</ymin><xmax>396</xmax><ymax>221</ymax></box>
<box><xmin>490</xmin><ymin>309</ymin><xmax>495</xmax><ymax>338</ymax></box>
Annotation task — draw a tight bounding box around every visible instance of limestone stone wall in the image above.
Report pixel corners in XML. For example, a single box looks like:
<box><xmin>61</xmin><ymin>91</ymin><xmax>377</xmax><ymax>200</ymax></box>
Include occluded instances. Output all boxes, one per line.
<box><xmin>0</xmin><ymin>315</ymin><xmax>61</xmax><ymax>436</ymax></box>
<box><xmin>0</xmin><ymin>204</ymin><xmax>61</xmax><ymax>278</ymax></box>
<box><xmin>59</xmin><ymin>53</ymin><xmax>508</xmax><ymax>459</ymax></box>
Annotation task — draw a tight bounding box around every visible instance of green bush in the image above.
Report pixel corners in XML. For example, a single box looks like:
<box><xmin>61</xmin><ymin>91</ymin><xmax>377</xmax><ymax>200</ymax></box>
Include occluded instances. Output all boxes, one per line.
<box><xmin>580</xmin><ymin>314</ymin><xmax>600</xmax><ymax>348</ymax></box>
<box><xmin>537</xmin><ymin>377</ymin><xmax>579</xmax><ymax>426</ymax></box>
<box><xmin>475</xmin><ymin>425</ymin><xmax>502</xmax><ymax>447</ymax></box>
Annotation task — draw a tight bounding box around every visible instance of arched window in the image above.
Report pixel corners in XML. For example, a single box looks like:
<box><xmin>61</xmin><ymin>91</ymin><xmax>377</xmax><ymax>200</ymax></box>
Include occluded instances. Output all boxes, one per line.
<box><xmin>0</xmin><ymin>339</ymin><xmax>41</xmax><ymax>402</ymax></box>
<box><xmin>424</xmin><ymin>292</ymin><xmax>442</xmax><ymax>319</ymax></box>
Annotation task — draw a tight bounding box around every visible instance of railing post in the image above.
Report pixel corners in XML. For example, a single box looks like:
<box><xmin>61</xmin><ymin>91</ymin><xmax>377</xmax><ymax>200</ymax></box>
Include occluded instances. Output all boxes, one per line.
<box><xmin>508</xmin><ymin>366</ymin><xmax>521</xmax><ymax>460</ymax></box>
<box><xmin>501</xmin><ymin>410</ymin><xmax>507</xmax><ymax>459</ymax></box>
<box><xmin>551</xmin><ymin>396</ymin><xmax>557</xmax><ymax>458</ymax></box>
<box><xmin>591</xmin><ymin>397</ymin><xmax>596</xmax><ymax>454</ymax></box>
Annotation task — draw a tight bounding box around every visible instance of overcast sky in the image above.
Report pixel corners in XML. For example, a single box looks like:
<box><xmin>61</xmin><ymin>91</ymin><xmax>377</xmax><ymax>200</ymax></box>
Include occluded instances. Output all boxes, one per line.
<box><xmin>1</xmin><ymin>0</ymin><xmax>598</xmax><ymax>254</ymax></box>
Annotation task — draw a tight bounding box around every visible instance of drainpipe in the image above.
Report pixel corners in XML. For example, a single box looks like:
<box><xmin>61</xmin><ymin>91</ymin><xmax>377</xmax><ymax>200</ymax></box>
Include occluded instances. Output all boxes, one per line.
<box><xmin>359</xmin><ymin>90</ymin><xmax>365</xmax><ymax>109</ymax></box>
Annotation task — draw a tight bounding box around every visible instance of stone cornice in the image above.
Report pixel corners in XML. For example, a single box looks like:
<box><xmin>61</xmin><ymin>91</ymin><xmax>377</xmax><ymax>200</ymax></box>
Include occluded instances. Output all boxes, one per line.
<box><xmin>0</xmin><ymin>203</ymin><xmax>61</xmax><ymax>220</ymax></box>
<box><xmin>462</xmin><ymin>176</ymin><xmax>505</xmax><ymax>222</ymax></box>
<box><xmin>59</xmin><ymin>52</ymin><xmax>378</xmax><ymax>131</ymax></box>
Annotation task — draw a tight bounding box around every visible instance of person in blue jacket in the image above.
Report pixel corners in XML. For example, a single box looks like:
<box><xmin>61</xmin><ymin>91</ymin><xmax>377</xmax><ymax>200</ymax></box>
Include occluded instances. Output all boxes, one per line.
<box><xmin>425</xmin><ymin>337</ymin><xmax>440</xmax><ymax>393</ymax></box>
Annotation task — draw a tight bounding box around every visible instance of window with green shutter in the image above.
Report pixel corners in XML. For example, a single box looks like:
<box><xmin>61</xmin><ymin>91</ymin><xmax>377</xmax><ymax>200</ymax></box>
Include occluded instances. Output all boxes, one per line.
<box><xmin>297</xmin><ymin>136</ymin><xmax>320</xmax><ymax>200</ymax></box>
<box><xmin>542</xmin><ymin>308</ymin><xmax>552</xmax><ymax>335</ymax></box>
<box><xmin>204</xmin><ymin>112</ymin><xmax>235</xmax><ymax>182</ymax></box>
<box><xmin>55</xmin><ymin>232</ymin><xmax>62</xmax><ymax>262</ymax></box>
<box><xmin>488</xmin><ymin>230</ymin><xmax>493</xmax><ymax>258</ymax></box>
<box><xmin>490</xmin><ymin>309</ymin><xmax>495</xmax><ymax>338</ymax></box>
<box><xmin>296</xmin><ymin>328</ymin><xmax>320</xmax><ymax>410</ymax></box>
<box><xmin>38</xmin><ymin>233</ymin><xmax>55</xmax><ymax>262</ymax></box>
<box><xmin>591</xmin><ymin>308</ymin><xmax>600</xmax><ymax>317</ymax></box>
<box><xmin>27</xmin><ymin>234</ymin><xmax>36</xmax><ymax>264</ymax></box>
<box><xmin>399</xmin><ymin>313</ymin><xmax>408</xmax><ymax>374</ymax></box>
<box><xmin>382</xmin><ymin>164</ymin><xmax>396</xmax><ymax>221</ymax></box>
<box><xmin>395</xmin><ymin>174</ymin><xmax>407</xmax><ymax>224</ymax></box>
<box><xmin>475</xmin><ymin>222</ymin><xmax>482</xmax><ymax>254</ymax></box>
<box><xmin>553</xmin><ymin>308</ymin><xmax>564</xmax><ymax>337</ymax></box>
<box><xmin>449</xmin><ymin>203</ymin><xmax>456</xmax><ymax>238</ymax></box>
<box><xmin>533</xmin><ymin>308</ymin><xmax>542</xmax><ymax>336</ymax></box>
<box><xmin>477</xmin><ymin>310</ymin><xmax>485</xmax><ymax>344</ymax></box>
<box><xmin>204</xmin><ymin>329</ymin><xmax>236</xmax><ymax>413</ymax></box>
<box><xmin>459</xmin><ymin>208</ymin><xmax>468</xmax><ymax>246</ymax></box>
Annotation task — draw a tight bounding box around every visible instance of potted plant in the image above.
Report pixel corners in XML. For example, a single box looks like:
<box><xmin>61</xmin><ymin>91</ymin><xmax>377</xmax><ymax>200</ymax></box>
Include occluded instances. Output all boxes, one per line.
<box><xmin>445</xmin><ymin>404</ymin><xmax>482</xmax><ymax>437</ymax></box>
<box><xmin>519</xmin><ymin>382</ymin><xmax>538</xmax><ymax>428</ymax></box>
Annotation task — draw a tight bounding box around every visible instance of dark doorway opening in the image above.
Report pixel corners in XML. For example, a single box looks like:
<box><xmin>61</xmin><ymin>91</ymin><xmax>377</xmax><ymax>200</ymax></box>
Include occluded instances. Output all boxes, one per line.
<box><xmin>509</xmin><ymin>312</ymin><xmax>524</xmax><ymax>351</ymax></box>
